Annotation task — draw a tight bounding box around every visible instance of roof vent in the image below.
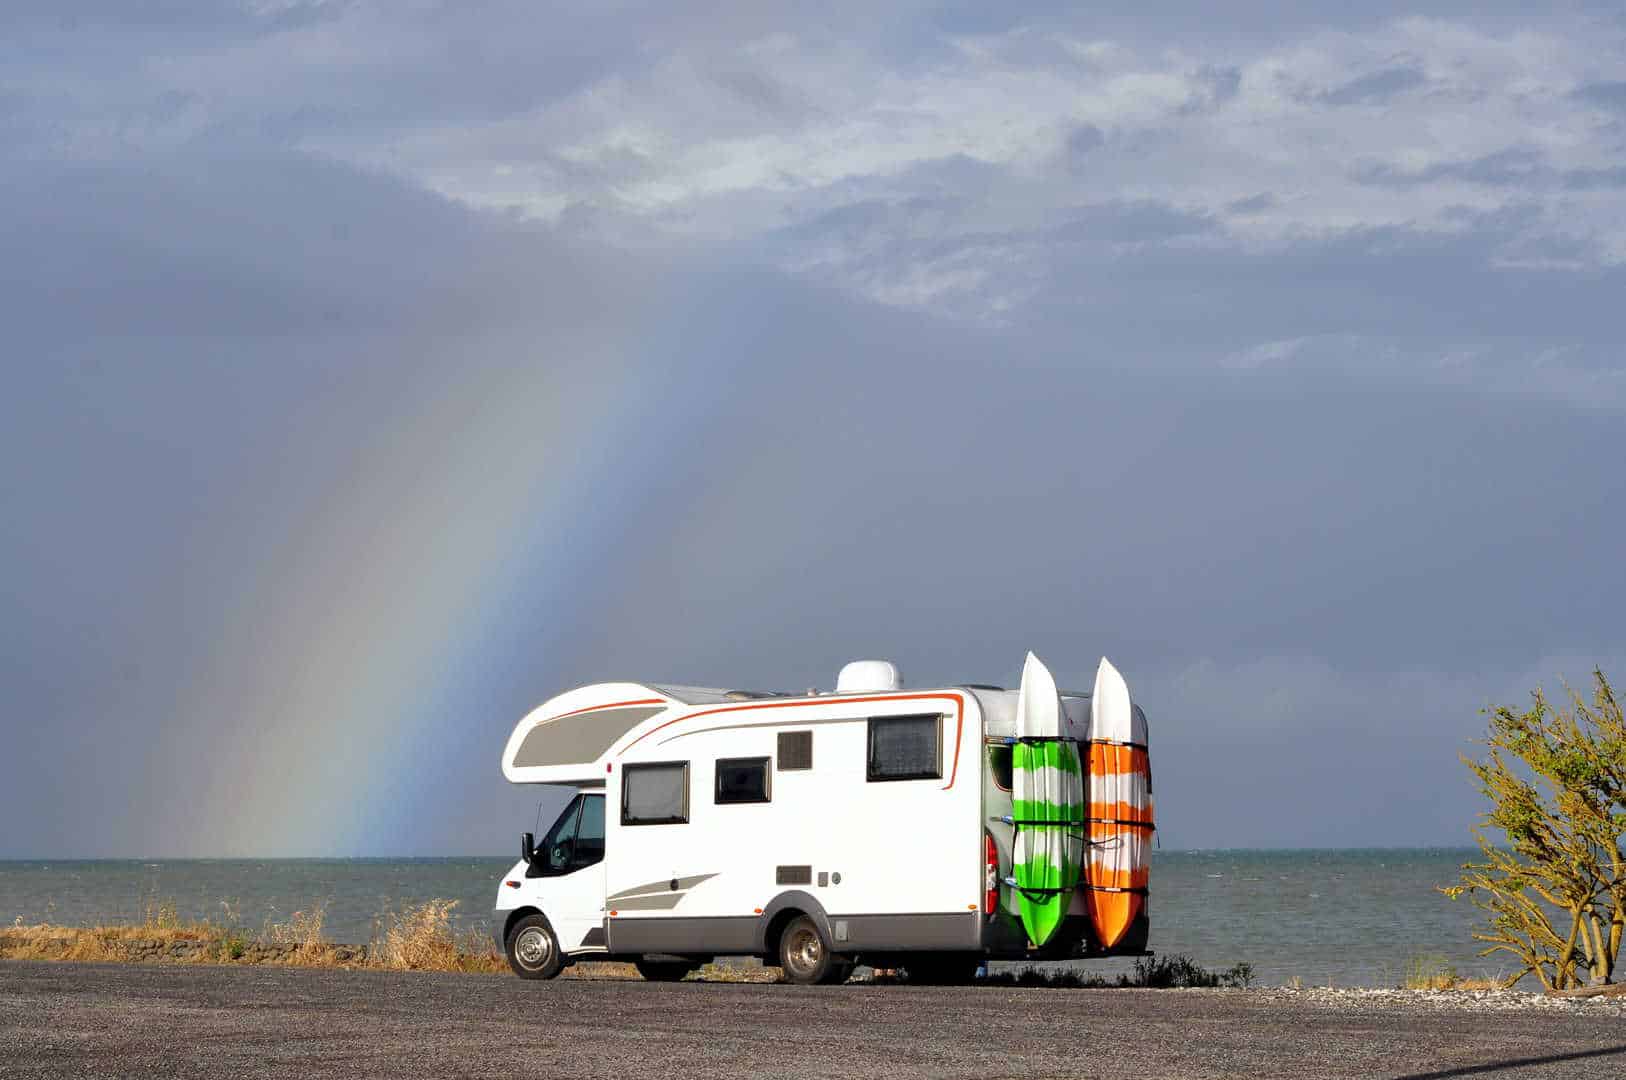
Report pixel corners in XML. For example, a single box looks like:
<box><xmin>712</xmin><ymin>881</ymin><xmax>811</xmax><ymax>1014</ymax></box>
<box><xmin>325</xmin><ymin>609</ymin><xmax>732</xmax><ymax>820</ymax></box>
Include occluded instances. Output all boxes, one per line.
<box><xmin>837</xmin><ymin>660</ymin><xmax>902</xmax><ymax>694</ymax></box>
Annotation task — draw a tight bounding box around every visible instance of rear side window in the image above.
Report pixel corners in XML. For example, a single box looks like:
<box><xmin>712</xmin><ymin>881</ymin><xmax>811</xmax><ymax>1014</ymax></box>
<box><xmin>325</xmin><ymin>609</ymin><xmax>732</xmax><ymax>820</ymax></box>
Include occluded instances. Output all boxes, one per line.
<box><xmin>867</xmin><ymin>714</ymin><xmax>941</xmax><ymax>782</ymax></box>
<box><xmin>987</xmin><ymin>744</ymin><xmax>1013</xmax><ymax>791</ymax></box>
<box><xmin>715</xmin><ymin>757</ymin><xmax>770</xmax><ymax>804</ymax></box>
<box><xmin>622</xmin><ymin>762</ymin><xmax>689</xmax><ymax>825</ymax></box>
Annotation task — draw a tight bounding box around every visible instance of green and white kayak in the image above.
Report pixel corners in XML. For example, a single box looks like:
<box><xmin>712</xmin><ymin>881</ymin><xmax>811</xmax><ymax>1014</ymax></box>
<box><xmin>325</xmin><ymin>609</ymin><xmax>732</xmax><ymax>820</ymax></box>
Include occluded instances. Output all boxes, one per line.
<box><xmin>1012</xmin><ymin>652</ymin><xmax>1084</xmax><ymax>948</ymax></box>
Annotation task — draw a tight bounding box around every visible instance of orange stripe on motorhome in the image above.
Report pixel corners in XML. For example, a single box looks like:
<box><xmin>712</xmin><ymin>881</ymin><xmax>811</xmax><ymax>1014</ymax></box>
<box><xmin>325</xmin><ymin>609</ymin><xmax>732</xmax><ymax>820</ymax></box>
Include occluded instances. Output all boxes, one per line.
<box><xmin>615</xmin><ymin>692</ymin><xmax>967</xmax><ymax>791</ymax></box>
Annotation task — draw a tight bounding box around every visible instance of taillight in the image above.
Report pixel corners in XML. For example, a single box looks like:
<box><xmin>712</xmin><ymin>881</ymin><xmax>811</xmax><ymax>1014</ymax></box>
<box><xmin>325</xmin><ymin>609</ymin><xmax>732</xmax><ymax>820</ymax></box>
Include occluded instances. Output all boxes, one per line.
<box><xmin>983</xmin><ymin>831</ymin><xmax>998</xmax><ymax>914</ymax></box>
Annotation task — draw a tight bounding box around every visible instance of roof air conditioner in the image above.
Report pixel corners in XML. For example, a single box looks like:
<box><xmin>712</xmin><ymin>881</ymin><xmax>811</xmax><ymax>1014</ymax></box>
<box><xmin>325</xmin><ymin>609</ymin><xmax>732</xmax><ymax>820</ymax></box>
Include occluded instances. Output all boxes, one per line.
<box><xmin>836</xmin><ymin>660</ymin><xmax>902</xmax><ymax>693</ymax></box>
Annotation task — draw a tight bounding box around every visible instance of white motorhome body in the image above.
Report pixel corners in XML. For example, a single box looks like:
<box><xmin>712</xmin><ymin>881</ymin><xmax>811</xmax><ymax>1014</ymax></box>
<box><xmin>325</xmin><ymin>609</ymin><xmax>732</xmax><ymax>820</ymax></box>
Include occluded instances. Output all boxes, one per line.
<box><xmin>493</xmin><ymin>659</ymin><xmax>1151</xmax><ymax>983</ymax></box>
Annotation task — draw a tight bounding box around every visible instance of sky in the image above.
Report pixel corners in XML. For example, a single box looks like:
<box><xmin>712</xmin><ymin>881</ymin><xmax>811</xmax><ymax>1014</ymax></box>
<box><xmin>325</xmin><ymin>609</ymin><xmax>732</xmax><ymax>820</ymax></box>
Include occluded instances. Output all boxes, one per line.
<box><xmin>3</xmin><ymin>2</ymin><xmax>1624</xmax><ymax>856</ymax></box>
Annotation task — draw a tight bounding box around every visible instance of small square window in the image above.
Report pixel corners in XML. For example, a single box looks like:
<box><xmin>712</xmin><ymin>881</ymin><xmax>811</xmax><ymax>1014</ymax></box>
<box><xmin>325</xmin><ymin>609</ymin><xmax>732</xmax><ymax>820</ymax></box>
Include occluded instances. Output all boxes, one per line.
<box><xmin>622</xmin><ymin>762</ymin><xmax>689</xmax><ymax>825</ymax></box>
<box><xmin>777</xmin><ymin>730</ymin><xmax>812</xmax><ymax>771</ymax></box>
<box><xmin>867</xmin><ymin>715</ymin><xmax>942</xmax><ymax>782</ymax></box>
<box><xmin>715</xmin><ymin>757</ymin><xmax>770</xmax><ymax>804</ymax></box>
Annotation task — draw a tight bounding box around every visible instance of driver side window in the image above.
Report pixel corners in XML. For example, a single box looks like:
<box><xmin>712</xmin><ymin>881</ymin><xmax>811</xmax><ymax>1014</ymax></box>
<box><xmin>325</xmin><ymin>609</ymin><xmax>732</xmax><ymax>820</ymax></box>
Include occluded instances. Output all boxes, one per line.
<box><xmin>575</xmin><ymin>794</ymin><xmax>605</xmax><ymax>868</ymax></box>
<box><xmin>528</xmin><ymin>794</ymin><xmax>606</xmax><ymax>878</ymax></box>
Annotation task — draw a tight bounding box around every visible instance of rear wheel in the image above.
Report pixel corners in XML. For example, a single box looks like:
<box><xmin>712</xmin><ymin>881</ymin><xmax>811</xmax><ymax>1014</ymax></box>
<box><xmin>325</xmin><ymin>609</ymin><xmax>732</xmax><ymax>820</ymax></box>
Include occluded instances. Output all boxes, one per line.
<box><xmin>778</xmin><ymin>914</ymin><xmax>848</xmax><ymax>985</ymax></box>
<box><xmin>635</xmin><ymin>959</ymin><xmax>699</xmax><ymax>982</ymax></box>
<box><xmin>905</xmin><ymin>953</ymin><xmax>981</xmax><ymax>985</ymax></box>
<box><xmin>505</xmin><ymin>914</ymin><xmax>563</xmax><ymax>980</ymax></box>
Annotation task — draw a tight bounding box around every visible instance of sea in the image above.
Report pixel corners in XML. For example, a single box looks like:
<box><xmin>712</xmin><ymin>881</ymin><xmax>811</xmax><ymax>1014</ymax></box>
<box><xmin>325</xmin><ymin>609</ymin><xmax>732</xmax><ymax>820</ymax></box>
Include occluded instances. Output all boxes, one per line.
<box><xmin>0</xmin><ymin>849</ymin><xmax>1499</xmax><ymax>988</ymax></box>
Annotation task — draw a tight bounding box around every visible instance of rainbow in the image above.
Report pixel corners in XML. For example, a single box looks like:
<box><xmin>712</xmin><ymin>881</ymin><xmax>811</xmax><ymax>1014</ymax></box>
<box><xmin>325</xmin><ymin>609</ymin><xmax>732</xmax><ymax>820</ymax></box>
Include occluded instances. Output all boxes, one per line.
<box><xmin>161</xmin><ymin>281</ymin><xmax>763</xmax><ymax>855</ymax></box>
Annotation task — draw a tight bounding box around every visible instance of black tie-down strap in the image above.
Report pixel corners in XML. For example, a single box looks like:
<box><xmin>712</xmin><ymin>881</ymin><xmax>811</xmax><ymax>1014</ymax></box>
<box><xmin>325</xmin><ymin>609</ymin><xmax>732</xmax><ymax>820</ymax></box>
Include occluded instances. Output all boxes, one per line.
<box><xmin>1085</xmin><ymin>738</ymin><xmax>1150</xmax><ymax>751</ymax></box>
<box><xmin>1003</xmin><ymin>877</ymin><xmax>1151</xmax><ymax>902</ymax></box>
<box><xmin>994</xmin><ymin>816</ymin><xmax>1105</xmax><ymax>850</ymax></box>
<box><xmin>1000</xmin><ymin>876</ymin><xmax>1076</xmax><ymax>904</ymax></box>
<box><xmin>1088</xmin><ymin>817</ymin><xmax>1157</xmax><ymax>832</ymax></box>
<box><xmin>995</xmin><ymin>814</ymin><xmax>1155</xmax><ymax>833</ymax></box>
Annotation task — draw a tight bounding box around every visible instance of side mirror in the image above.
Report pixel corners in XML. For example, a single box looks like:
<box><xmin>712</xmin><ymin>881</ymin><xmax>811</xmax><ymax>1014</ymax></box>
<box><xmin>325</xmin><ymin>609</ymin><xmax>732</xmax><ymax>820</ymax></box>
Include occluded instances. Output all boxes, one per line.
<box><xmin>521</xmin><ymin>831</ymin><xmax>536</xmax><ymax>867</ymax></box>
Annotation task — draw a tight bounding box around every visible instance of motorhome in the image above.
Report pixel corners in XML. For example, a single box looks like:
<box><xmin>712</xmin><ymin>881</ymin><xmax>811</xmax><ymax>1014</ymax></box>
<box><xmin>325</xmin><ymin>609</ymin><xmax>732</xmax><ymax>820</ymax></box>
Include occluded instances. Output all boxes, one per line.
<box><xmin>493</xmin><ymin>655</ymin><xmax>1152</xmax><ymax>984</ymax></box>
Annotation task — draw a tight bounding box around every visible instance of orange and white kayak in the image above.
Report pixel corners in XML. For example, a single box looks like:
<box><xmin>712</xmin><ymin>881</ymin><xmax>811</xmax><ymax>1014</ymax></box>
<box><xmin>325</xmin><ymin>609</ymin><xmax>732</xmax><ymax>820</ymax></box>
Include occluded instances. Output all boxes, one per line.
<box><xmin>1085</xmin><ymin>657</ymin><xmax>1154</xmax><ymax>948</ymax></box>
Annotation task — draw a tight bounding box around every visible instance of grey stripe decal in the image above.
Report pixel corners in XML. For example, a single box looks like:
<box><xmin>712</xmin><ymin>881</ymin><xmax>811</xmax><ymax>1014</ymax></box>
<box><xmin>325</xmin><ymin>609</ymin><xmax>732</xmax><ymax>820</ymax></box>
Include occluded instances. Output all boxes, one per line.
<box><xmin>513</xmin><ymin>706</ymin><xmax>667</xmax><ymax>768</ymax></box>
<box><xmin>607</xmin><ymin>873</ymin><xmax>717</xmax><ymax>902</ymax></box>
<box><xmin>610</xmin><ymin>893</ymin><xmax>685</xmax><ymax>911</ymax></box>
<box><xmin>608</xmin><ymin>915</ymin><xmax>758</xmax><ymax>955</ymax></box>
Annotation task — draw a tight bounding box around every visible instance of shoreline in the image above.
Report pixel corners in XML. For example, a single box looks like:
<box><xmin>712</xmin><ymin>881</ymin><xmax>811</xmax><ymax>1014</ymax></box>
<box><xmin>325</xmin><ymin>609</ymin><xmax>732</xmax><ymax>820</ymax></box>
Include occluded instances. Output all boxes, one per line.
<box><xmin>7</xmin><ymin>923</ymin><xmax>1624</xmax><ymax>1008</ymax></box>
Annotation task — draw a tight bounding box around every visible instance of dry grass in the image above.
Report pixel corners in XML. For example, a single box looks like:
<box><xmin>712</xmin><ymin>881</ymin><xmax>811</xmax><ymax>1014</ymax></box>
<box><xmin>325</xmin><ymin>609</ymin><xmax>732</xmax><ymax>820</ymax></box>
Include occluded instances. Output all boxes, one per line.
<box><xmin>2</xmin><ymin>895</ymin><xmax>501</xmax><ymax>974</ymax></box>
<box><xmin>261</xmin><ymin>901</ymin><xmax>341</xmax><ymax>967</ymax></box>
<box><xmin>2</xmin><ymin>908</ymin><xmax>220</xmax><ymax>964</ymax></box>
<box><xmin>1400</xmin><ymin>954</ymin><xmax>1514</xmax><ymax>991</ymax></box>
<box><xmin>4</xmin><ymin>922</ymin><xmax>181</xmax><ymax>963</ymax></box>
<box><xmin>366</xmin><ymin>899</ymin><xmax>504</xmax><ymax>974</ymax></box>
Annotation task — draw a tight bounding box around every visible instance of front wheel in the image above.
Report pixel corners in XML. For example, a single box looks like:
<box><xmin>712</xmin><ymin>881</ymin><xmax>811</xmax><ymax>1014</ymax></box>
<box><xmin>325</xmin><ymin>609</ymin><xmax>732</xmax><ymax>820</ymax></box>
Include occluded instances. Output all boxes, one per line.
<box><xmin>778</xmin><ymin>914</ymin><xmax>849</xmax><ymax>985</ymax></box>
<box><xmin>505</xmin><ymin>914</ymin><xmax>564</xmax><ymax>980</ymax></box>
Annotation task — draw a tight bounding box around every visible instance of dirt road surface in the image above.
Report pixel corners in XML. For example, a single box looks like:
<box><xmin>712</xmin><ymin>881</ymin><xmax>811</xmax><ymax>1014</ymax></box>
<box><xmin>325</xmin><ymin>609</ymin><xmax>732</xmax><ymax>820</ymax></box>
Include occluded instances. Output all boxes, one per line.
<box><xmin>3</xmin><ymin>961</ymin><xmax>1625</xmax><ymax>1079</ymax></box>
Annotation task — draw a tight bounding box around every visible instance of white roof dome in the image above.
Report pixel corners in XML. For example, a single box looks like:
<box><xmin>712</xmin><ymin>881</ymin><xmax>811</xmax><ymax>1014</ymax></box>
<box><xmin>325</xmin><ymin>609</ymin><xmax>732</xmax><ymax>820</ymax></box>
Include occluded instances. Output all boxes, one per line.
<box><xmin>836</xmin><ymin>660</ymin><xmax>902</xmax><ymax>693</ymax></box>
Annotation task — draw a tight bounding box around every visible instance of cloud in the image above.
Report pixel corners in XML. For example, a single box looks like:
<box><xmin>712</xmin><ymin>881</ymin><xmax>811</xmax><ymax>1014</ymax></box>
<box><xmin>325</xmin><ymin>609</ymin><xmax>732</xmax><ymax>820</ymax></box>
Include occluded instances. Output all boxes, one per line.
<box><xmin>10</xmin><ymin>7</ymin><xmax>1626</xmax><ymax>322</ymax></box>
<box><xmin>1572</xmin><ymin>79</ymin><xmax>1626</xmax><ymax>110</ymax></box>
<box><xmin>1317</xmin><ymin>60</ymin><xmax>1428</xmax><ymax>106</ymax></box>
<box><xmin>4</xmin><ymin>3</ymin><xmax>1626</xmax><ymax>855</ymax></box>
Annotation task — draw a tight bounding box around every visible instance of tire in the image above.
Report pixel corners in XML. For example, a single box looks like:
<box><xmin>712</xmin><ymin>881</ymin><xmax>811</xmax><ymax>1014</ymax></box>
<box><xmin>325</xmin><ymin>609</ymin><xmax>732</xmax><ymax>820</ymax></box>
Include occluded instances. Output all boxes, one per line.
<box><xmin>777</xmin><ymin>914</ymin><xmax>847</xmax><ymax>985</ymax></box>
<box><xmin>905</xmin><ymin>953</ymin><xmax>981</xmax><ymax>985</ymax></box>
<box><xmin>505</xmin><ymin>914</ymin><xmax>564</xmax><ymax>980</ymax></box>
<box><xmin>635</xmin><ymin>959</ymin><xmax>698</xmax><ymax>982</ymax></box>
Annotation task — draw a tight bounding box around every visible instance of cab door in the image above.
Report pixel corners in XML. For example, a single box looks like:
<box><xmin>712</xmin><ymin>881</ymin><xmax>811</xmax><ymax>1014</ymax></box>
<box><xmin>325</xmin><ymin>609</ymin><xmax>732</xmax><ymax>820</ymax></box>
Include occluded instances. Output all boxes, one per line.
<box><xmin>530</xmin><ymin>793</ymin><xmax>608</xmax><ymax>953</ymax></box>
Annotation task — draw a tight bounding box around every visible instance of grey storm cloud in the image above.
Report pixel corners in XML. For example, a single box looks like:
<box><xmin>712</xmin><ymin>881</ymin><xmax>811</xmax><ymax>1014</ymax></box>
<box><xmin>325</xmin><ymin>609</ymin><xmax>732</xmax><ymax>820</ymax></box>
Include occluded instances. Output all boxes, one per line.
<box><xmin>1573</xmin><ymin>80</ymin><xmax>1626</xmax><ymax>110</ymax></box>
<box><xmin>1354</xmin><ymin>147</ymin><xmax>1626</xmax><ymax>195</ymax></box>
<box><xmin>1317</xmin><ymin>62</ymin><xmax>1429</xmax><ymax>106</ymax></box>
<box><xmin>3</xmin><ymin>2</ymin><xmax>1625</xmax><ymax>855</ymax></box>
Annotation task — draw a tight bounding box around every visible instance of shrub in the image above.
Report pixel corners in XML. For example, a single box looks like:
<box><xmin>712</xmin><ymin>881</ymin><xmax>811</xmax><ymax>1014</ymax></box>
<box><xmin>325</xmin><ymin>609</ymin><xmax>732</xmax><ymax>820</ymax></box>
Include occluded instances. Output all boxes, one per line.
<box><xmin>368</xmin><ymin>899</ymin><xmax>503</xmax><ymax>973</ymax></box>
<box><xmin>979</xmin><ymin>954</ymin><xmax>1250</xmax><ymax>989</ymax></box>
<box><xmin>1442</xmin><ymin>670</ymin><xmax>1625</xmax><ymax>991</ymax></box>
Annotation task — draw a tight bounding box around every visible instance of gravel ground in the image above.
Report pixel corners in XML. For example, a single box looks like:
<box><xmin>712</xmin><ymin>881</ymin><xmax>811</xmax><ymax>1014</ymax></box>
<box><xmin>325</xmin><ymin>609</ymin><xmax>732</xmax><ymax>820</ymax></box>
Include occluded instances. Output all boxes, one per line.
<box><xmin>2</xmin><ymin>960</ymin><xmax>1625</xmax><ymax>1079</ymax></box>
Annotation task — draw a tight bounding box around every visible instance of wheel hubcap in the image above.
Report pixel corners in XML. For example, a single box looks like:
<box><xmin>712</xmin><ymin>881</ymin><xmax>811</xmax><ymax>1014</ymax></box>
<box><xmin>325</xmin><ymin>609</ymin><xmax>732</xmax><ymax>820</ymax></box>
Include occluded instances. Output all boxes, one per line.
<box><xmin>789</xmin><ymin>928</ymin><xmax>821</xmax><ymax>972</ymax></box>
<box><xmin>515</xmin><ymin>927</ymin><xmax>551</xmax><ymax>968</ymax></box>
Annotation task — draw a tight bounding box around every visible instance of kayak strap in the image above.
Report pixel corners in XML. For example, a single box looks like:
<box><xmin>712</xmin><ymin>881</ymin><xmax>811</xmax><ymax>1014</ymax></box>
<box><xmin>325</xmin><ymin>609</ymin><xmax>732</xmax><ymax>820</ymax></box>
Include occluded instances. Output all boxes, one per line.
<box><xmin>1000</xmin><ymin>737</ymin><xmax>1149</xmax><ymax>750</ymax></box>
<box><xmin>1086</xmin><ymin>738</ymin><xmax>1149</xmax><ymax>752</ymax></box>
<box><xmin>993</xmin><ymin>815</ymin><xmax>1156</xmax><ymax>833</ymax></box>
<box><xmin>1001</xmin><ymin>877</ymin><xmax>1150</xmax><ymax>899</ymax></box>
<box><xmin>1087</xmin><ymin>817</ymin><xmax>1157</xmax><ymax>832</ymax></box>
<box><xmin>1000</xmin><ymin>876</ymin><xmax>1076</xmax><ymax>902</ymax></box>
